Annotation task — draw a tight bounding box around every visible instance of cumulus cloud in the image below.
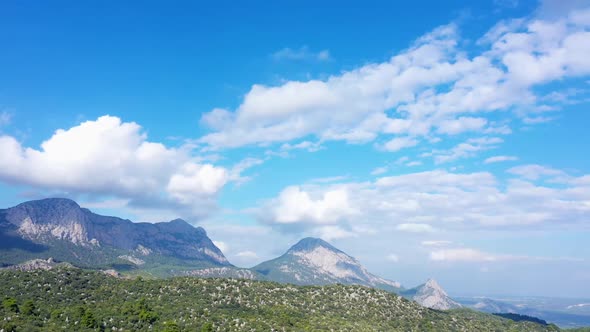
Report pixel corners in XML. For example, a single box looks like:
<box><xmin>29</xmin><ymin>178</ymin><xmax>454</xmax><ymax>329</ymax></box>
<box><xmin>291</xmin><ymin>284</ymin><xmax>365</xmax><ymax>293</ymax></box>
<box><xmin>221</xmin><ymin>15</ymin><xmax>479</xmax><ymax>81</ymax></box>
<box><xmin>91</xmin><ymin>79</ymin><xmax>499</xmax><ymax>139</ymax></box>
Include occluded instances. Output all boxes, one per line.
<box><xmin>198</xmin><ymin>6</ymin><xmax>590</xmax><ymax>165</ymax></box>
<box><xmin>263</xmin><ymin>185</ymin><xmax>358</xmax><ymax>225</ymax></box>
<box><xmin>381</xmin><ymin>136</ymin><xmax>419</xmax><ymax>152</ymax></box>
<box><xmin>0</xmin><ymin>115</ymin><xmax>232</xmax><ymax>218</ymax></box>
<box><xmin>256</xmin><ymin>167</ymin><xmax>590</xmax><ymax>236</ymax></box>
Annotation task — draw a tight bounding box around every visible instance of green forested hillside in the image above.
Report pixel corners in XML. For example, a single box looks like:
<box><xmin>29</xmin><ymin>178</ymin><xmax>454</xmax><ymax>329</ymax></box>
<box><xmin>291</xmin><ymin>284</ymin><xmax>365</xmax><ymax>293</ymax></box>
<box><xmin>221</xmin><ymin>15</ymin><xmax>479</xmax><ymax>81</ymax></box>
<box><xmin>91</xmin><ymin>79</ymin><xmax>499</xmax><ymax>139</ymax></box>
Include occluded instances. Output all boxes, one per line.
<box><xmin>0</xmin><ymin>267</ymin><xmax>560</xmax><ymax>332</ymax></box>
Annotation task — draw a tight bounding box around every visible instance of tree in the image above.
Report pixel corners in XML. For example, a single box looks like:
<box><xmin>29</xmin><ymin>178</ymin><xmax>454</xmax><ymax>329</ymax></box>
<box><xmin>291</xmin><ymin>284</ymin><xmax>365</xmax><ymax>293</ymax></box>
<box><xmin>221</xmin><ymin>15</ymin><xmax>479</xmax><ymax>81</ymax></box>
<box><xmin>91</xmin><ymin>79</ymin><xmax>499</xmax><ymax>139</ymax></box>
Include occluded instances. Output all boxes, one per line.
<box><xmin>163</xmin><ymin>321</ymin><xmax>181</xmax><ymax>332</ymax></box>
<box><xmin>82</xmin><ymin>309</ymin><xmax>98</xmax><ymax>328</ymax></box>
<box><xmin>2</xmin><ymin>297</ymin><xmax>19</xmax><ymax>313</ymax></box>
<box><xmin>201</xmin><ymin>322</ymin><xmax>213</xmax><ymax>332</ymax></box>
<box><xmin>21</xmin><ymin>299</ymin><xmax>36</xmax><ymax>315</ymax></box>
<box><xmin>139</xmin><ymin>308</ymin><xmax>159</xmax><ymax>324</ymax></box>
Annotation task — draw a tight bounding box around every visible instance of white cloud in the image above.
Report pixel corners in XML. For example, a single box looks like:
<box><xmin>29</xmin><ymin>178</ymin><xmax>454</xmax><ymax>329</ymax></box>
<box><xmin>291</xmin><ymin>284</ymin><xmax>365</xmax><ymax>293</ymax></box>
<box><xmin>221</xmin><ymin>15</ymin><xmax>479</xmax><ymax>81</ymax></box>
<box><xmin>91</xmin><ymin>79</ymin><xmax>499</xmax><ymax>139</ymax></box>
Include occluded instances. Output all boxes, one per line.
<box><xmin>422</xmin><ymin>240</ymin><xmax>453</xmax><ymax>247</ymax></box>
<box><xmin>396</xmin><ymin>223</ymin><xmax>436</xmax><ymax>233</ymax></box>
<box><xmin>213</xmin><ymin>241</ymin><xmax>229</xmax><ymax>253</ymax></box>
<box><xmin>507</xmin><ymin>164</ymin><xmax>565</xmax><ymax>180</ymax></box>
<box><xmin>272</xmin><ymin>46</ymin><xmax>331</xmax><ymax>61</ymax></box>
<box><xmin>0</xmin><ymin>111</ymin><xmax>11</xmax><ymax>127</ymax></box>
<box><xmin>430</xmin><ymin>248</ymin><xmax>499</xmax><ymax>262</ymax></box>
<box><xmin>228</xmin><ymin>157</ymin><xmax>265</xmax><ymax>185</ymax></box>
<box><xmin>0</xmin><ymin>115</ymin><xmax>230</xmax><ymax>218</ymax></box>
<box><xmin>433</xmin><ymin>137</ymin><xmax>503</xmax><ymax>164</ymax></box>
<box><xmin>199</xmin><ymin>8</ymin><xmax>590</xmax><ymax>154</ymax></box>
<box><xmin>522</xmin><ymin>115</ymin><xmax>557</xmax><ymax>124</ymax></box>
<box><xmin>264</xmin><ymin>186</ymin><xmax>358</xmax><ymax>224</ymax></box>
<box><xmin>167</xmin><ymin>164</ymin><xmax>227</xmax><ymax>203</ymax></box>
<box><xmin>312</xmin><ymin>225</ymin><xmax>357</xmax><ymax>241</ymax></box>
<box><xmin>280</xmin><ymin>140</ymin><xmax>323</xmax><ymax>152</ymax></box>
<box><xmin>386</xmin><ymin>254</ymin><xmax>400</xmax><ymax>262</ymax></box>
<box><xmin>430</xmin><ymin>247</ymin><xmax>584</xmax><ymax>262</ymax></box>
<box><xmin>371</xmin><ymin>166</ymin><xmax>388</xmax><ymax>175</ymax></box>
<box><xmin>256</xmin><ymin>167</ymin><xmax>590</xmax><ymax>236</ymax></box>
<box><xmin>484</xmin><ymin>155</ymin><xmax>519</xmax><ymax>164</ymax></box>
<box><xmin>437</xmin><ymin>117</ymin><xmax>488</xmax><ymax>135</ymax></box>
<box><xmin>236</xmin><ymin>251</ymin><xmax>258</xmax><ymax>259</ymax></box>
<box><xmin>381</xmin><ymin>136</ymin><xmax>419</xmax><ymax>152</ymax></box>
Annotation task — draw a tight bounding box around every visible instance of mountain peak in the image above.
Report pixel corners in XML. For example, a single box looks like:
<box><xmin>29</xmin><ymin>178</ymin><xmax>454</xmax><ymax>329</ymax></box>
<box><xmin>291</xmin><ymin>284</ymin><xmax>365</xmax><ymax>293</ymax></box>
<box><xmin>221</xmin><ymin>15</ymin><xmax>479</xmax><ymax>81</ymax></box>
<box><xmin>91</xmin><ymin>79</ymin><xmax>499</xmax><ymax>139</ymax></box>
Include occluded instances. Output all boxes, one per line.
<box><xmin>254</xmin><ymin>237</ymin><xmax>401</xmax><ymax>290</ymax></box>
<box><xmin>287</xmin><ymin>237</ymin><xmax>340</xmax><ymax>253</ymax></box>
<box><xmin>1</xmin><ymin>198</ymin><xmax>230</xmax><ymax>271</ymax></box>
<box><xmin>159</xmin><ymin>218</ymin><xmax>207</xmax><ymax>235</ymax></box>
<box><xmin>167</xmin><ymin>218</ymin><xmax>192</xmax><ymax>228</ymax></box>
<box><xmin>403</xmin><ymin>278</ymin><xmax>461</xmax><ymax>310</ymax></box>
<box><xmin>17</xmin><ymin>197</ymin><xmax>81</xmax><ymax>210</ymax></box>
<box><xmin>424</xmin><ymin>278</ymin><xmax>444</xmax><ymax>292</ymax></box>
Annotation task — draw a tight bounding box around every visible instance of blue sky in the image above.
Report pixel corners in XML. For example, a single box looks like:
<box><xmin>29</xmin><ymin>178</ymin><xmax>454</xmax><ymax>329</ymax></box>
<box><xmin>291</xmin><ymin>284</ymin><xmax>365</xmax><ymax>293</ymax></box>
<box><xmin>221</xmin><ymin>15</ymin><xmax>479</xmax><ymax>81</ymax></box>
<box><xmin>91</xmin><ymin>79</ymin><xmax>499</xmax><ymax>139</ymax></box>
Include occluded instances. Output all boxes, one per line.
<box><xmin>1</xmin><ymin>0</ymin><xmax>590</xmax><ymax>297</ymax></box>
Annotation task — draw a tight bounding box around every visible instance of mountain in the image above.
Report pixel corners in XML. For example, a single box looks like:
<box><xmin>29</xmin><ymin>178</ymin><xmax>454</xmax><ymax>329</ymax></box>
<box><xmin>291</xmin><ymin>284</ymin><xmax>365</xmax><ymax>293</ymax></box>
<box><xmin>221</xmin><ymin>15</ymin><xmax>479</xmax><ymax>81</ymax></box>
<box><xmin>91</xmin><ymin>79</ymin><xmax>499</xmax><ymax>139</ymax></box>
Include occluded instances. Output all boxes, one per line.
<box><xmin>0</xmin><ymin>198</ymin><xmax>229</xmax><ymax>276</ymax></box>
<box><xmin>1</xmin><ymin>198</ymin><xmax>475</xmax><ymax>312</ymax></box>
<box><xmin>457</xmin><ymin>296</ymin><xmax>590</xmax><ymax>328</ymax></box>
<box><xmin>469</xmin><ymin>298</ymin><xmax>520</xmax><ymax>313</ymax></box>
<box><xmin>252</xmin><ymin>237</ymin><xmax>402</xmax><ymax>291</ymax></box>
<box><xmin>401</xmin><ymin>278</ymin><xmax>462</xmax><ymax>310</ymax></box>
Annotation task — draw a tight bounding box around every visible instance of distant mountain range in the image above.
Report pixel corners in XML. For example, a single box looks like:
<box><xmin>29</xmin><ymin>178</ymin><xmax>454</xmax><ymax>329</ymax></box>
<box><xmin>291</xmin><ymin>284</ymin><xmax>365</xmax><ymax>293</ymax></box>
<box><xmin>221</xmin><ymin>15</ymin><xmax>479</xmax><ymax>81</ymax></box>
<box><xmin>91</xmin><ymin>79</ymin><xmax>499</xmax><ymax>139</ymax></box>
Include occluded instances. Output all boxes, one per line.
<box><xmin>457</xmin><ymin>296</ymin><xmax>590</xmax><ymax>328</ymax></box>
<box><xmin>0</xmin><ymin>198</ymin><xmax>229</xmax><ymax>274</ymax></box>
<box><xmin>1</xmin><ymin>198</ymin><xmax>459</xmax><ymax>311</ymax></box>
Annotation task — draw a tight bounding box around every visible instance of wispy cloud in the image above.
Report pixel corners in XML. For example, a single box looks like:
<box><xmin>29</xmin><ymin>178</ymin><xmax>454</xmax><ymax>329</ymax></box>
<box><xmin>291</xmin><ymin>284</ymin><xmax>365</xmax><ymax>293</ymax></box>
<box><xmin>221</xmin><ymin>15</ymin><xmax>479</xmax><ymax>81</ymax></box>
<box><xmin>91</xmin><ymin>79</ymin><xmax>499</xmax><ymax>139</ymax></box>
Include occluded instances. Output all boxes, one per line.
<box><xmin>272</xmin><ymin>46</ymin><xmax>331</xmax><ymax>61</ymax></box>
<box><xmin>396</xmin><ymin>223</ymin><xmax>436</xmax><ymax>233</ymax></box>
<box><xmin>430</xmin><ymin>247</ymin><xmax>584</xmax><ymax>263</ymax></box>
<box><xmin>422</xmin><ymin>240</ymin><xmax>453</xmax><ymax>247</ymax></box>
<box><xmin>0</xmin><ymin>110</ymin><xmax>11</xmax><ymax>127</ymax></box>
<box><xmin>386</xmin><ymin>254</ymin><xmax>400</xmax><ymax>262</ymax></box>
<box><xmin>484</xmin><ymin>155</ymin><xmax>518</xmax><ymax>164</ymax></box>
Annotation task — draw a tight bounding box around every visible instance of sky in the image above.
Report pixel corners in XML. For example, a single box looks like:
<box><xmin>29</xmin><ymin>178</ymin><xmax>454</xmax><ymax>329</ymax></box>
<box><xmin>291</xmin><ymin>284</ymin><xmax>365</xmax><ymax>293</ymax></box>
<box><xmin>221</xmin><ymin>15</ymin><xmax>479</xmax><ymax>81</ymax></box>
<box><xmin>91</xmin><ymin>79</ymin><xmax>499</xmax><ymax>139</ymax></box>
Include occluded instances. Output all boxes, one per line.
<box><xmin>1</xmin><ymin>0</ymin><xmax>590</xmax><ymax>298</ymax></box>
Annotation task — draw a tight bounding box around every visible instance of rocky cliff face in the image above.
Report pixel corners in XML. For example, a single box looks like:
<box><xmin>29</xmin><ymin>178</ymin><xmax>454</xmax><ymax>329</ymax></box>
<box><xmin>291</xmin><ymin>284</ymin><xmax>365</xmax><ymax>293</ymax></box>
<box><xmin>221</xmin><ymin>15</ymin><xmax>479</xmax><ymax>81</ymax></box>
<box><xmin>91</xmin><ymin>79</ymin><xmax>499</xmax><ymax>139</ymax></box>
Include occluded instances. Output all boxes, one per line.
<box><xmin>252</xmin><ymin>237</ymin><xmax>401</xmax><ymax>291</ymax></box>
<box><xmin>5</xmin><ymin>198</ymin><xmax>93</xmax><ymax>245</ymax></box>
<box><xmin>0</xmin><ymin>198</ymin><xmax>229</xmax><ymax>272</ymax></box>
<box><xmin>402</xmin><ymin>278</ymin><xmax>462</xmax><ymax>310</ymax></box>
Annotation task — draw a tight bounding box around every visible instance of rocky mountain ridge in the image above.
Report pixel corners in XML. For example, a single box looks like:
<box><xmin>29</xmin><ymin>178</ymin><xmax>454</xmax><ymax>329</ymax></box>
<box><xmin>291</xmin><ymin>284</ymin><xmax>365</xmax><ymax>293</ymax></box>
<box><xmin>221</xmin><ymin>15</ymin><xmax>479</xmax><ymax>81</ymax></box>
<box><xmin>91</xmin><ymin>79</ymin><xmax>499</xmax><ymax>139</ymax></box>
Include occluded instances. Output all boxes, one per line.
<box><xmin>0</xmin><ymin>198</ymin><xmax>229</xmax><ymax>274</ymax></box>
<box><xmin>401</xmin><ymin>278</ymin><xmax>463</xmax><ymax>310</ymax></box>
<box><xmin>253</xmin><ymin>237</ymin><xmax>402</xmax><ymax>292</ymax></box>
<box><xmin>1</xmin><ymin>198</ymin><xmax>461</xmax><ymax>311</ymax></box>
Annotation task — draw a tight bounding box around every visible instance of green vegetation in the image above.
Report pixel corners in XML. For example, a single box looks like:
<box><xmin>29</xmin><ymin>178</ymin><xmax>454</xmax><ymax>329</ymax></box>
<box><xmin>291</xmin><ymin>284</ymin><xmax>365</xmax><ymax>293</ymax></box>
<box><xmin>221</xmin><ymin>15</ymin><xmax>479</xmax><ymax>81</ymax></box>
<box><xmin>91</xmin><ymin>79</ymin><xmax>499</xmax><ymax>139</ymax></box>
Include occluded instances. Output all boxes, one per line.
<box><xmin>0</xmin><ymin>267</ymin><xmax>561</xmax><ymax>331</ymax></box>
<box><xmin>0</xmin><ymin>238</ymin><xmax>222</xmax><ymax>278</ymax></box>
<box><xmin>493</xmin><ymin>312</ymin><xmax>549</xmax><ymax>325</ymax></box>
